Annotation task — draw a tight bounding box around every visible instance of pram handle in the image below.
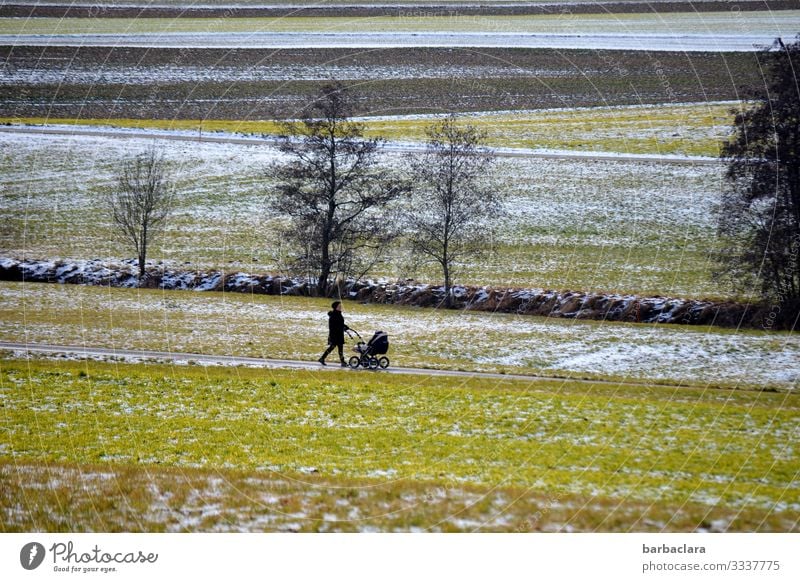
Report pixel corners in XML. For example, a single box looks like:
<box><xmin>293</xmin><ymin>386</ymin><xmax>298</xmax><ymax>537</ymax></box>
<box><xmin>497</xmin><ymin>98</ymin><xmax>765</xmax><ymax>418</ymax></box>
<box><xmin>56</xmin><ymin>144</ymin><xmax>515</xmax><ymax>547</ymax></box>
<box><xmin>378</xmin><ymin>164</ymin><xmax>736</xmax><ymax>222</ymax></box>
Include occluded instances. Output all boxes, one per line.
<box><xmin>346</xmin><ymin>329</ymin><xmax>362</xmax><ymax>340</ymax></box>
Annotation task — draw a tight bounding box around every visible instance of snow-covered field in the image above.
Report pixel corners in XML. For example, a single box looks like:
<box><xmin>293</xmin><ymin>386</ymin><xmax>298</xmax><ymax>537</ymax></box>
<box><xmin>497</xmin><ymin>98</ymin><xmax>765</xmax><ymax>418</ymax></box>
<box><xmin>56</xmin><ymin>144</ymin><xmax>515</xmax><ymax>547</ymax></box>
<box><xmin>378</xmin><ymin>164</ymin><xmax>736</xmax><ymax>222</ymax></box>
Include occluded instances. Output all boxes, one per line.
<box><xmin>3</xmin><ymin>460</ymin><xmax>781</xmax><ymax>533</ymax></box>
<box><xmin>0</xmin><ymin>63</ymin><xmax>577</xmax><ymax>85</ymax></box>
<box><xmin>1</xmin><ymin>31</ymin><xmax>784</xmax><ymax>50</ymax></box>
<box><xmin>3</xmin><ymin>10</ymin><xmax>797</xmax><ymax>49</ymax></box>
<box><xmin>0</xmin><ymin>124</ymin><xmax>725</xmax><ymax>294</ymax></box>
<box><xmin>496</xmin><ymin>152</ymin><xmax>720</xmax><ymax>246</ymax></box>
<box><xmin>2</xmin><ymin>281</ymin><xmax>797</xmax><ymax>388</ymax></box>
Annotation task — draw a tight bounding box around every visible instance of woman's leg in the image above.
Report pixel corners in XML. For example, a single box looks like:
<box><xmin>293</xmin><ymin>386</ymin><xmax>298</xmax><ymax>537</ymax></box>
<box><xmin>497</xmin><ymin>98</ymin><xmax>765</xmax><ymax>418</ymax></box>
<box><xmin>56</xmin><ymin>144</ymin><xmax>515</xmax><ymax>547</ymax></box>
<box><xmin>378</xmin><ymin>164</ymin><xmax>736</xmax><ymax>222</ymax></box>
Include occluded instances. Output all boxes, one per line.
<box><xmin>319</xmin><ymin>344</ymin><xmax>335</xmax><ymax>364</ymax></box>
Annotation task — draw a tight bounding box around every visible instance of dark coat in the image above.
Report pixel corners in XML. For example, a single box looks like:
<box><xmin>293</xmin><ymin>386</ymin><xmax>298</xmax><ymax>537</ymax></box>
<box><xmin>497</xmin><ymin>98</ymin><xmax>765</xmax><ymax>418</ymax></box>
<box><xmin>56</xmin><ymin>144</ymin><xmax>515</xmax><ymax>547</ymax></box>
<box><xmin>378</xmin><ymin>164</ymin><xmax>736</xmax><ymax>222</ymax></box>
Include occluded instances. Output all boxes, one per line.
<box><xmin>327</xmin><ymin>310</ymin><xmax>349</xmax><ymax>345</ymax></box>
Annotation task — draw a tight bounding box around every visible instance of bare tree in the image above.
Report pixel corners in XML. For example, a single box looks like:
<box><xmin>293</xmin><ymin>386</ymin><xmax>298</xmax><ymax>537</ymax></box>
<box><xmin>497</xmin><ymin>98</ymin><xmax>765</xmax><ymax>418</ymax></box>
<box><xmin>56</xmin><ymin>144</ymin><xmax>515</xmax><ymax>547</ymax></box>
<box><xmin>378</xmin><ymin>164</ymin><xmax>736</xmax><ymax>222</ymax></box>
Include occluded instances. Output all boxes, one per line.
<box><xmin>407</xmin><ymin>114</ymin><xmax>500</xmax><ymax>306</ymax></box>
<box><xmin>105</xmin><ymin>146</ymin><xmax>174</xmax><ymax>279</ymax></box>
<box><xmin>271</xmin><ymin>82</ymin><xmax>407</xmax><ymax>296</ymax></box>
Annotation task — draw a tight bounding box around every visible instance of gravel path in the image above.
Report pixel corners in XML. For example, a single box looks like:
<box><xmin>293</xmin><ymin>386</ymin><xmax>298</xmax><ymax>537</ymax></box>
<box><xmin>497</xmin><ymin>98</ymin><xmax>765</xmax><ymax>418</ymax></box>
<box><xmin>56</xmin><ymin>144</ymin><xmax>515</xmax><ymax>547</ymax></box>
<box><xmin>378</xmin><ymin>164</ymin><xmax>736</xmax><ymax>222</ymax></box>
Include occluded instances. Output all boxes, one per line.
<box><xmin>0</xmin><ymin>340</ymin><xmax>668</xmax><ymax>387</ymax></box>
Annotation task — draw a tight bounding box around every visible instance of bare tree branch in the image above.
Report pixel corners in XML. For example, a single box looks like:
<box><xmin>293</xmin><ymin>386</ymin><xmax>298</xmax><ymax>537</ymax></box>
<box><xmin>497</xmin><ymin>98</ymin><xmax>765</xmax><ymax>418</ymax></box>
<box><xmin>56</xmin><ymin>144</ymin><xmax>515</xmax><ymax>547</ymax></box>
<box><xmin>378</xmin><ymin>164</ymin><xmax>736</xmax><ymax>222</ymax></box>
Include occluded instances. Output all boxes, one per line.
<box><xmin>405</xmin><ymin>114</ymin><xmax>502</xmax><ymax>306</ymax></box>
<box><xmin>268</xmin><ymin>82</ymin><xmax>409</xmax><ymax>296</ymax></box>
<box><xmin>104</xmin><ymin>146</ymin><xmax>174</xmax><ymax>279</ymax></box>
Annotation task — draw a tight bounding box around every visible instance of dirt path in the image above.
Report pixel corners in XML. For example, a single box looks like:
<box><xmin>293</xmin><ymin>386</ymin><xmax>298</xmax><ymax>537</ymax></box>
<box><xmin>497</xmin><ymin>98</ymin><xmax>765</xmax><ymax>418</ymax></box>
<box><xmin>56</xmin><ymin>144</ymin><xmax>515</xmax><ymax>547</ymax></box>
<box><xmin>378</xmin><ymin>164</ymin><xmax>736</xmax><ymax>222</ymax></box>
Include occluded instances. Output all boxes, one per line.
<box><xmin>0</xmin><ymin>125</ymin><xmax>722</xmax><ymax>165</ymax></box>
<box><xmin>0</xmin><ymin>340</ymin><xmax>675</xmax><ymax>388</ymax></box>
<box><xmin>0</xmin><ymin>30</ymin><xmax>780</xmax><ymax>52</ymax></box>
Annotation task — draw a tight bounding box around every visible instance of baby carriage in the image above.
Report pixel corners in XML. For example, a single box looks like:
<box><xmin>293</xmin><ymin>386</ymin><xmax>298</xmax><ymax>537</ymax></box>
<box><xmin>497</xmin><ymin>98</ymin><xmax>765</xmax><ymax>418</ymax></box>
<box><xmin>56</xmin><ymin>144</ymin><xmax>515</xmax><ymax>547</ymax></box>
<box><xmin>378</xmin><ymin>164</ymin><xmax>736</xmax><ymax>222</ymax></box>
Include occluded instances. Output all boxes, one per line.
<box><xmin>347</xmin><ymin>330</ymin><xmax>390</xmax><ymax>370</ymax></box>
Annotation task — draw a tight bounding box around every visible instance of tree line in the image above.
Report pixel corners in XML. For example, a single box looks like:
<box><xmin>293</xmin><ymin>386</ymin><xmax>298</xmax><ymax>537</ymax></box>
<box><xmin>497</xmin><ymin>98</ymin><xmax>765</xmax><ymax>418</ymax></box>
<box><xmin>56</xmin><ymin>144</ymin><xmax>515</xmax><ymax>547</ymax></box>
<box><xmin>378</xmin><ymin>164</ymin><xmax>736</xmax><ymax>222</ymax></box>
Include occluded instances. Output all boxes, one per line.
<box><xmin>107</xmin><ymin>38</ymin><xmax>800</xmax><ymax>326</ymax></box>
<box><xmin>108</xmin><ymin>81</ymin><xmax>502</xmax><ymax>308</ymax></box>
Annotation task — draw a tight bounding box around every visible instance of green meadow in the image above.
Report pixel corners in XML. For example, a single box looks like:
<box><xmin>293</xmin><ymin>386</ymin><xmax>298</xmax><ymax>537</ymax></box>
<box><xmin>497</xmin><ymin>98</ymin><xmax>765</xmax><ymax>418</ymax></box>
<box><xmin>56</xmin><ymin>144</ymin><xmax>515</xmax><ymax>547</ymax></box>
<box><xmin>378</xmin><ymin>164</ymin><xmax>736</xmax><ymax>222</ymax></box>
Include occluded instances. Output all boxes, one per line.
<box><xmin>2</xmin><ymin>358</ymin><xmax>797</xmax><ymax>532</ymax></box>
<box><xmin>1</xmin><ymin>102</ymin><xmax>734</xmax><ymax>157</ymax></box>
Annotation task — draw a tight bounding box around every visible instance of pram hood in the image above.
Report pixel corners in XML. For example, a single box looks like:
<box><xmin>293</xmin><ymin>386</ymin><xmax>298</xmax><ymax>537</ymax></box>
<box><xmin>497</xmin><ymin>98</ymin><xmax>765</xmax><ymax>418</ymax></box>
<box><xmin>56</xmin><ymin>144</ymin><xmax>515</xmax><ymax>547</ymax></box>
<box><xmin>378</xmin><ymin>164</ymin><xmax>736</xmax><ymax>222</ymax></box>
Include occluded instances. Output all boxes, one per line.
<box><xmin>366</xmin><ymin>330</ymin><xmax>389</xmax><ymax>355</ymax></box>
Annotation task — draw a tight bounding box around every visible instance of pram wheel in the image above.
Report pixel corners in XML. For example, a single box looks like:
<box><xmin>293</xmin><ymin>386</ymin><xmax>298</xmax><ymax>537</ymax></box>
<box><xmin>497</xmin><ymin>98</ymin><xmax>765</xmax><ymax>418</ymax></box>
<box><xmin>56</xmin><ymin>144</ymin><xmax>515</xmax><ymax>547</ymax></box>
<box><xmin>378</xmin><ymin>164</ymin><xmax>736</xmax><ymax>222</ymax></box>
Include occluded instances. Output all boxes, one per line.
<box><xmin>348</xmin><ymin>356</ymin><xmax>361</xmax><ymax>369</ymax></box>
<box><xmin>368</xmin><ymin>357</ymin><xmax>379</xmax><ymax>369</ymax></box>
<box><xmin>378</xmin><ymin>357</ymin><xmax>389</xmax><ymax>369</ymax></box>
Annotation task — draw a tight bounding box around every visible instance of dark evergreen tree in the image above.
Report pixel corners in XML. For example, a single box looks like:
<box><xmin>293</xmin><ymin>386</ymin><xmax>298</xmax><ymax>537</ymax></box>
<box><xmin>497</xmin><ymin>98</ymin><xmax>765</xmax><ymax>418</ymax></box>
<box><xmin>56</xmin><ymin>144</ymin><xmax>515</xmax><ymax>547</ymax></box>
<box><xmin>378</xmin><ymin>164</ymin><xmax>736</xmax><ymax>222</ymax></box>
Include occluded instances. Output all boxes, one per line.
<box><xmin>719</xmin><ymin>36</ymin><xmax>800</xmax><ymax>329</ymax></box>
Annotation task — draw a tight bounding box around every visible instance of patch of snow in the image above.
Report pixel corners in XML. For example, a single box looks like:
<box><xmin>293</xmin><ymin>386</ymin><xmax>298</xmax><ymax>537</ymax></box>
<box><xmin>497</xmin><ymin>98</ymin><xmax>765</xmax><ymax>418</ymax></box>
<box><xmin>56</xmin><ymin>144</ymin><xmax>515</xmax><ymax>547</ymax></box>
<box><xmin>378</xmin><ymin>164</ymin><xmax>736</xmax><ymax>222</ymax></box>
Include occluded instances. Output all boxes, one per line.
<box><xmin>4</xmin><ymin>31</ymin><xmax>788</xmax><ymax>52</ymax></box>
<box><xmin>366</xmin><ymin>468</ymin><xmax>398</xmax><ymax>478</ymax></box>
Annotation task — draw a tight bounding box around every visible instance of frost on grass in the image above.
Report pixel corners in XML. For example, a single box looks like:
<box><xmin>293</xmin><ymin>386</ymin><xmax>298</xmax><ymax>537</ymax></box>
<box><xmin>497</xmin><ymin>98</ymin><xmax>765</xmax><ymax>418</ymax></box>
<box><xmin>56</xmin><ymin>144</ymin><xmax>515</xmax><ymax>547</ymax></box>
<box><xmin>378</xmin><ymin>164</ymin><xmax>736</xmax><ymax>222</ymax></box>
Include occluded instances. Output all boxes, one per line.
<box><xmin>1</xmin><ymin>127</ymin><xmax>726</xmax><ymax>295</ymax></box>
<box><xmin>1</xmin><ymin>281</ymin><xmax>798</xmax><ymax>388</ymax></box>
<box><xmin>2</xmin><ymin>351</ymin><xmax>798</xmax><ymax>532</ymax></box>
<box><xmin>3</xmin><ymin>461</ymin><xmax>795</xmax><ymax>532</ymax></box>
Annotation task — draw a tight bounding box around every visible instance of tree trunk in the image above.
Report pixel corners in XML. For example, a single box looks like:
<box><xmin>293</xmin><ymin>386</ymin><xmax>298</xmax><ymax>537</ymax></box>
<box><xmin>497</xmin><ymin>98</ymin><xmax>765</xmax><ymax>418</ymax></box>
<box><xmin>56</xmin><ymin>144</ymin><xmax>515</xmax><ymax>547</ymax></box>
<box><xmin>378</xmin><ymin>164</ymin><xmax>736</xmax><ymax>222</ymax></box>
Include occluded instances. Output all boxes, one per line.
<box><xmin>318</xmin><ymin>202</ymin><xmax>335</xmax><ymax>297</ymax></box>
<box><xmin>443</xmin><ymin>262</ymin><xmax>451</xmax><ymax>308</ymax></box>
<box><xmin>317</xmin><ymin>136</ymin><xmax>338</xmax><ymax>298</ymax></box>
<box><xmin>317</xmin><ymin>264</ymin><xmax>330</xmax><ymax>297</ymax></box>
<box><xmin>139</xmin><ymin>224</ymin><xmax>148</xmax><ymax>279</ymax></box>
<box><xmin>442</xmin><ymin>213</ymin><xmax>452</xmax><ymax>307</ymax></box>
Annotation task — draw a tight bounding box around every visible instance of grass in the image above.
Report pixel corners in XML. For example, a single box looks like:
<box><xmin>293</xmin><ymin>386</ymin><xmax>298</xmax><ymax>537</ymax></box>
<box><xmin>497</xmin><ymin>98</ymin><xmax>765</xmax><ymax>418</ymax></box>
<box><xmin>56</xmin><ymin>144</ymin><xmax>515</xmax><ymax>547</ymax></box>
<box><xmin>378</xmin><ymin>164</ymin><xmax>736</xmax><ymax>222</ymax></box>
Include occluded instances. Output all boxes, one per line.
<box><xmin>0</xmin><ymin>115</ymin><xmax>729</xmax><ymax>298</ymax></box>
<box><xmin>484</xmin><ymin>242</ymin><xmax>725</xmax><ymax>299</ymax></box>
<box><xmin>0</xmin><ymin>138</ymin><xmax>737</xmax><ymax>304</ymax></box>
<box><xmin>0</xmin><ymin>117</ymin><xmax>741</xmax><ymax>322</ymax></box>
<box><xmin>2</xmin><ymin>12</ymin><xmax>798</xmax><ymax>35</ymax></box>
<box><xmin>1</xmin><ymin>358</ymin><xmax>797</xmax><ymax>532</ymax></box>
<box><xmin>3</xmin><ymin>459</ymin><xmax>794</xmax><ymax>533</ymax></box>
<box><xmin>364</xmin><ymin>104</ymin><xmax>733</xmax><ymax>157</ymax></box>
<box><xmin>1</xmin><ymin>282</ymin><xmax>798</xmax><ymax>389</ymax></box>
<box><xmin>1</xmin><ymin>101</ymin><xmax>735</xmax><ymax>157</ymax></box>
<box><xmin>2</xmin><ymin>117</ymin><xmax>282</xmax><ymax>138</ymax></box>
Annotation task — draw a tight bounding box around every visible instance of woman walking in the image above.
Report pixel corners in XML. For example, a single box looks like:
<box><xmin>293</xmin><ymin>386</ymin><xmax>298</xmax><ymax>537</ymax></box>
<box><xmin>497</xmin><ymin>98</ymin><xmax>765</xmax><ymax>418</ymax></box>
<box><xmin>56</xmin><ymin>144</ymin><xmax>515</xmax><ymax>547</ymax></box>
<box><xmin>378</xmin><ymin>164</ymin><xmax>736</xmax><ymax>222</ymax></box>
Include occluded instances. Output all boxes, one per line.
<box><xmin>318</xmin><ymin>301</ymin><xmax>350</xmax><ymax>367</ymax></box>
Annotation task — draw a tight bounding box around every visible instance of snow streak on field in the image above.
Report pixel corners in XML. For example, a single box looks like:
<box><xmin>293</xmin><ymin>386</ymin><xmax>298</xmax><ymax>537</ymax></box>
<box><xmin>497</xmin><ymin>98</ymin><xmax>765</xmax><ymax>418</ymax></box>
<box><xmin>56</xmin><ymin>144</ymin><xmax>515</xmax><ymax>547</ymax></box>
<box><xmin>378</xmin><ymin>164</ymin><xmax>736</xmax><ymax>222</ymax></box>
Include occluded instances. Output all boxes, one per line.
<box><xmin>2</xmin><ymin>11</ymin><xmax>797</xmax><ymax>49</ymax></box>
<box><xmin>1</xmin><ymin>63</ymin><xmax>578</xmax><ymax>85</ymax></box>
<box><xmin>0</xmin><ymin>31</ymin><xmax>783</xmax><ymax>51</ymax></box>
